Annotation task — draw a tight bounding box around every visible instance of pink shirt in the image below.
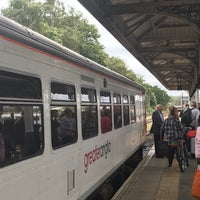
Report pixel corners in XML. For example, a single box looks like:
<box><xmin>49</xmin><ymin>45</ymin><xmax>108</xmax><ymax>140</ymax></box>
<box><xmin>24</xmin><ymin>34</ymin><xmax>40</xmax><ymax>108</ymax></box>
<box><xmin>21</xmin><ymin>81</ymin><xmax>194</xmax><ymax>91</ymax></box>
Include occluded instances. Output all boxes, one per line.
<box><xmin>195</xmin><ymin>127</ymin><xmax>200</xmax><ymax>158</ymax></box>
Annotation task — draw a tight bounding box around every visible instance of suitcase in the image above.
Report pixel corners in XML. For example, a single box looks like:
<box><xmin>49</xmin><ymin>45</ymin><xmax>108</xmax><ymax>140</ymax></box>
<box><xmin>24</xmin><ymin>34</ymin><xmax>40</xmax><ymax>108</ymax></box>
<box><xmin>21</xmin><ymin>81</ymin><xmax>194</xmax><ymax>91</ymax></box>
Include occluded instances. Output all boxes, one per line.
<box><xmin>156</xmin><ymin>140</ymin><xmax>168</xmax><ymax>157</ymax></box>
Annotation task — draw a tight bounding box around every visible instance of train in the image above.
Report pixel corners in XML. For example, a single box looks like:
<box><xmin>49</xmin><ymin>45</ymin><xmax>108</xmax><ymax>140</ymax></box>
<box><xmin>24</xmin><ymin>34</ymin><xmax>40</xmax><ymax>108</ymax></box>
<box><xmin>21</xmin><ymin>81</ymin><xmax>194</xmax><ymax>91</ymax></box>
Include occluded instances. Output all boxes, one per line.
<box><xmin>0</xmin><ymin>15</ymin><xmax>146</xmax><ymax>199</ymax></box>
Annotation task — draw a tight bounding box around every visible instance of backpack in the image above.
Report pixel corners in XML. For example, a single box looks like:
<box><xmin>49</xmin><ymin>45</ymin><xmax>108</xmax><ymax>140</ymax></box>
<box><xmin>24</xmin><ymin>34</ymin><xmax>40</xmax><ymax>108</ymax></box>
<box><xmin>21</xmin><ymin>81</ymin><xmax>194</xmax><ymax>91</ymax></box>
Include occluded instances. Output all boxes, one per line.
<box><xmin>181</xmin><ymin>108</ymin><xmax>193</xmax><ymax>126</ymax></box>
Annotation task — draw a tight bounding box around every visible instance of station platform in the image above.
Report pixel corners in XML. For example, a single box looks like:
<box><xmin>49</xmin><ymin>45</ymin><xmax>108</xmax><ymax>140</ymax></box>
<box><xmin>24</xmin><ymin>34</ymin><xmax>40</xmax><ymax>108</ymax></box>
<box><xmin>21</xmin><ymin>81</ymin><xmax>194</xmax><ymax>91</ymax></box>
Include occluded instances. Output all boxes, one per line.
<box><xmin>112</xmin><ymin>145</ymin><xmax>197</xmax><ymax>200</ymax></box>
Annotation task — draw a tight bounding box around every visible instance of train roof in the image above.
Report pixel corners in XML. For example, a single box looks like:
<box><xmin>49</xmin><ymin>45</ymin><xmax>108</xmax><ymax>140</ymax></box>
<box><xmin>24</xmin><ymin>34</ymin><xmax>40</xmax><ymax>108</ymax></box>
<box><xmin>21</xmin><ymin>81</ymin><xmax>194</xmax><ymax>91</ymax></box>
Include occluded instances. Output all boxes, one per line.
<box><xmin>0</xmin><ymin>15</ymin><xmax>144</xmax><ymax>92</ymax></box>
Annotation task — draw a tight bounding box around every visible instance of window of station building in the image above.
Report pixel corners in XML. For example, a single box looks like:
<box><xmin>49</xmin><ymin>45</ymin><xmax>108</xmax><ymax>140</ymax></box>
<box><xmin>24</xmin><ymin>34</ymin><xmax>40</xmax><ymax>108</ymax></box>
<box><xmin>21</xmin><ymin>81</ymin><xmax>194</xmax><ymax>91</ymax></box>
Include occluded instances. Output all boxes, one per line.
<box><xmin>81</xmin><ymin>87</ymin><xmax>98</xmax><ymax>140</ymax></box>
<box><xmin>123</xmin><ymin>95</ymin><xmax>130</xmax><ymax>126</ymax></box>
<box><xmin>100</xmin><ymin>91</ymin><xmax>112</xmax><ymax>134</ymax></box>
<box><xmin>130</xmin><ymin>95</ymin><xmax>136</xmax><ymax>123</ymax></box>
<box><xmin>50</xmin><ymin>82</ymin><xmax>77</xmax><ymax>149</ymax></box>
<box><xmin>0</xmin><ymin>71</ymin><xmax>44</xmax><ymax>167</ymax></box>
<box><xmin>113</xmin><ymin>93</ymin><xmax>122</xmax><ymax>129</ymax></box>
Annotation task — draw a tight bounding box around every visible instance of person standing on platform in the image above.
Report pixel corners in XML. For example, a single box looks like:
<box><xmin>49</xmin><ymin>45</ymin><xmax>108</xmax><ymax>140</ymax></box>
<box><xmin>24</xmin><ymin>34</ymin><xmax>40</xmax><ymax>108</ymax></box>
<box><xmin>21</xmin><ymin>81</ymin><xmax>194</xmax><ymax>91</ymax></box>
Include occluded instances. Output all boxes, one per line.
<box><xmin>162</xmin><ymin>106</ymin><xmax>188</xmax><ymax>171</ymax></box>
<box><xmin>150</xmin><ymin>104</ymin><xmax>164</xmax><ymax>158</ymax></box>
<box><xmin>190</xmin><ymin>101</ymin><xmax>200</xmax><ymax>130</ymax></box>
<box><xmin>195</xmin><ymin>123</ymin><xmax>200</xmax><ymax>165</ymax></box>
<box><xmin>179</xmin><ymin>103</ymin><xmax>189</xmax><ymax>118</ymax></box>
<box><xmin>186</xmin><ymin>101</ymin><xmax>200</xmax><ymax>154</ymax></box>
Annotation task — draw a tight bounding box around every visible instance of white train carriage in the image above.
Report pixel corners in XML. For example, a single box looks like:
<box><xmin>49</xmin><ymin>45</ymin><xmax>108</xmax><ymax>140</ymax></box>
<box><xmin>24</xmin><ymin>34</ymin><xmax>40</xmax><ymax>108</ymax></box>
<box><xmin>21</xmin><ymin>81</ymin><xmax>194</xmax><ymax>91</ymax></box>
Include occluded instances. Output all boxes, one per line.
<box><xmin>0</xmin><ymin>15</ymin><xmax>146</xmax><ymax>200</ymax></box>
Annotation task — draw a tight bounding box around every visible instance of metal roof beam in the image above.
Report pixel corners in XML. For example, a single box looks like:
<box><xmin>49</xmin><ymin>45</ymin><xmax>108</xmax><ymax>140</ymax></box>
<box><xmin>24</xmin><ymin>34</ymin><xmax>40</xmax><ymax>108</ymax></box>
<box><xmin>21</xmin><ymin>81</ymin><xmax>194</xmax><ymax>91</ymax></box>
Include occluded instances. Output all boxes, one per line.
<box><xmin>126</xmin><ymin>15</ymin><xmax>154</xmax><ymax>37</ymax></box>
<box><xmin>138</xmin><ymin>46</ymin><xmax>197</xmax><ymax>52</ymax></box>
<box><xmin>104</xmin><ymin>1</ymin><xmax>200</xmax><ymax>15</ymax></box>
<box><xmin>137</xmin><ymin>16</ymin><xmax>168</xmax><ymax>41</ymax></box>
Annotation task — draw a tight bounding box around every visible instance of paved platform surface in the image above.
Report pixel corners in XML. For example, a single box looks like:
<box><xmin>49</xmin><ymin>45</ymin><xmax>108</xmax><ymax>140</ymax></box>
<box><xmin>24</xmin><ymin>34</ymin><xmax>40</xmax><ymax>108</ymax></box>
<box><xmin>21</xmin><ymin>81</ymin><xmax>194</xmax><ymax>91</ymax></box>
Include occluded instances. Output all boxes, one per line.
<box><xmin>112</xmin><ymin>145</ymin><xmax>197</xmax><ymax>200</ymax></box>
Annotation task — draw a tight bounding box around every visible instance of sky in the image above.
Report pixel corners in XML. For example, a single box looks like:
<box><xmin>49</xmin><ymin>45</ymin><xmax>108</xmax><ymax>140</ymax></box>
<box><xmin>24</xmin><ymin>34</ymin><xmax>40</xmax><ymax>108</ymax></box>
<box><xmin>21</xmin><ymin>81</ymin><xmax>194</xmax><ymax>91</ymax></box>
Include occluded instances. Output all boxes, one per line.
<box><xmin>0</xmin><ymin>0</ymin><xmax>189</xmax><ymax>97</ymax></box>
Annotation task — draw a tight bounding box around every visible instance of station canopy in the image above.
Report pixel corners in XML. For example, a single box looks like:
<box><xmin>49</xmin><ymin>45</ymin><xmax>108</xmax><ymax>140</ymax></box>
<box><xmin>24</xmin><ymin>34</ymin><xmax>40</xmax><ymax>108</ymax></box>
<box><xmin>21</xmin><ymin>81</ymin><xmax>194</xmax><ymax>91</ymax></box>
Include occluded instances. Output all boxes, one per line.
<box><xmin>78</xmin><ymin>0</ymin><xmax>200</xmax><ymax>97</ymax></box>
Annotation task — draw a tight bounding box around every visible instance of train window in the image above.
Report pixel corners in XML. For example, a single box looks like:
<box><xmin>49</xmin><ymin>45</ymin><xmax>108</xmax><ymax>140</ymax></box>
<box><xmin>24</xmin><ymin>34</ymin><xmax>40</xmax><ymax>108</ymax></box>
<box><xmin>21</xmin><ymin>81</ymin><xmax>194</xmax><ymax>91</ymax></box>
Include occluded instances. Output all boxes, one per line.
<box><xmin>123</xmin><ymin>95</ymin><xmax>130</xmax><ymax>126</ymax></box>
<box><xmin>50</xmin><ymin>82</ymin><xmax>77</xmax><ymax>149</ymax></box>
<box><xmin>51</xmin><ymin>82</ymin><xmax>75</xmax><ymax>102</ymax></box>
<box><xmin>81</xmin><ymin>88</ymin><xmax>96</xmax><ymax>103</ymax></box>
<box><xmin>130</xmin><ymin>96</ymin><xmax>135</xmax><ymax>104</ymax></box>
<box><xmin>100</xmin><ymin>91</ymin><xmax>111</xmax><ymax>103</ymax></box>
<box><xmin>0</xmin><ymin>70</ymin><xmax>42</xmax><ymax>99</ymax></box>
<box><xmin>113</xmin><ymin>93</ymin><xmax>121</xmax><ymax>104</ymax></box>
<box><xmin>0</xmin><ymin>71</ymin><xmax>44</xmax><ymax>167</ymax></box>
<box><xmin>81</xmin><ymin>88</ymin><xmax>98</xmax><ymax>140</ymax></box>
<box><xmin>1</xmin><ymin>105</ymin><xmax>43</xmax><ymax>160</ymax></box>
<box><xmin>50</xmin><ymin>106</ymin><xmax>77</xmax><ymax>148</ymax></box>
<box><xmin>113</xmin><ymin>93</ymin><xmax>122</xmax><ymax>129</ymax></box>
<box><xmin>100</xmin><ymin>92</ymin><xmax>112</xmax><ymax>133</ymax></box>
<box><xmin>123</xmin><ymin>95</ymin><xmax>129</xmax><ymax>104</ymax></box>
<box><xmin>130</xmin><ymin>96</ymin><xmax>136</xmax><ymax>123</ymax></box>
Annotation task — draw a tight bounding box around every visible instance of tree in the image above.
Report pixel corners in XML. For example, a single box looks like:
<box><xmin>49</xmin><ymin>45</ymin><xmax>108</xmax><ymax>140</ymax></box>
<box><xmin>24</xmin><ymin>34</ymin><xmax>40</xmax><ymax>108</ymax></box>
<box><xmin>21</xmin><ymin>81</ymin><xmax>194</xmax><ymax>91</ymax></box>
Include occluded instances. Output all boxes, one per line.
<box><xmin>105</xmin><ymin>56</ymin><xmax>142</xmax><ymax>82</ymax></box>
<box><xmin>2</xmin><ymin>0</ymin><xmax>44</xmax><ymax>31</ymax></box>
<box><xmin>151</xmin><ymin>86</ymin><xmax>171</xmax><ymax>108</ymax></box>
<box><xmin>169</xmin><ymin>96</ymin><xmax>182</xmax><ymax>106</ymax></box>
<box><xmin>105</xmin><ymin>57</ymin><xmax>128</xmax><ymax>74</ymax></box>
<box><xmin>143</xmin><ymin>84</ymin><xmax>157</xmax><ymax>112</ymax></box>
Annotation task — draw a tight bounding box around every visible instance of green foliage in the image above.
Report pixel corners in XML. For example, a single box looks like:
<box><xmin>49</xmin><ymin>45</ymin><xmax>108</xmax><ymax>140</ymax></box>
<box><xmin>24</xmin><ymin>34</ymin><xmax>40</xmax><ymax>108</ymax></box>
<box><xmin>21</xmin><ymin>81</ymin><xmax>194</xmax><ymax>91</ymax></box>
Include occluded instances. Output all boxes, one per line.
<box><xmin>169</xmin><ymin>96</ymin><xmax>182</xmax><ymax>106</ymax></box>
<box><xmin>151</xmin><ymin>86</ymin><xmax>171</xmax><ymax>109</ymax></box>
<box><xmin>105</xmin><ymin>57</ymin><xmax>127</xmax><ymax>74</ymax></box>
<box><xmin>3</xmin><ymin>0</ymin><xmax>44</xmax><ymax>31</ymax></box>
<box><xmin>105</xmin><ymin>56</ymin><xmax>142</xmax><ymax>83</ymax></box>
<box><xmin>143</xmin><ymin>84</ymin><xmax>157</xmax><ymax>112</ymax></box>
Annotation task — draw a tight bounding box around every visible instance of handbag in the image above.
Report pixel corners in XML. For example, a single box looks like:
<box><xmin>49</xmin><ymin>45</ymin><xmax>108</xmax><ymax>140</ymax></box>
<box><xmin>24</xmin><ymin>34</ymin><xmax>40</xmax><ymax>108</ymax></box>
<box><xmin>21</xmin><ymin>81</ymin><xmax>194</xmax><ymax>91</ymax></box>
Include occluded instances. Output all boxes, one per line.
<box><xmin>170</xmin><ymin>140</ymin><xmax>179</xmax><ymax>147</ymax></box>
<box><xmin>192</xmin><ymin>169</ymin><xmax>200</xmax><ymax>199</ymax></box>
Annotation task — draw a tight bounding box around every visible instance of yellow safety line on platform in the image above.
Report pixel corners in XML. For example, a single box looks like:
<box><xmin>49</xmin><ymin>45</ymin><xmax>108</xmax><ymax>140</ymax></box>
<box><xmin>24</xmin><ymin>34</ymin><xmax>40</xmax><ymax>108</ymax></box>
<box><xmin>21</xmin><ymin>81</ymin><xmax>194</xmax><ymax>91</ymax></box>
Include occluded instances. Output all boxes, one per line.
<box><xmin>154</xmin><ymin>162</ymin><xmax>179</xmax><ymax>200</ymax></box>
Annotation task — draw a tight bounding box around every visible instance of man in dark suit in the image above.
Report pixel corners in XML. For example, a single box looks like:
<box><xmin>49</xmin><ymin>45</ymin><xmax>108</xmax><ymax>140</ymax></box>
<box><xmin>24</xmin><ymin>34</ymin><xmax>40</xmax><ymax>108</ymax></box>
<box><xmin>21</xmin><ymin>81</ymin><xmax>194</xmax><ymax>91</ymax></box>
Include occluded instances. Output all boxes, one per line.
<box><xmin>150</xmin><ymin>104</ymin><xmax>164</xmax><ymax>157</ymax></box>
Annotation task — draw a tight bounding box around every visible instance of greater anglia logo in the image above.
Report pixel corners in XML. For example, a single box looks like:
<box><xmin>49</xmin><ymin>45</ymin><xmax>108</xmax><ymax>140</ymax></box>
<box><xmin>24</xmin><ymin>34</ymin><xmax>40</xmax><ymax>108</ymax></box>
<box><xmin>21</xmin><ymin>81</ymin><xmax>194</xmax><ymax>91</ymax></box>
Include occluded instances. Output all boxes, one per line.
<box><xmin>84</xmin><ymin>140</ymin><xmax>111</xmax><ymax>173</ymax></box>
